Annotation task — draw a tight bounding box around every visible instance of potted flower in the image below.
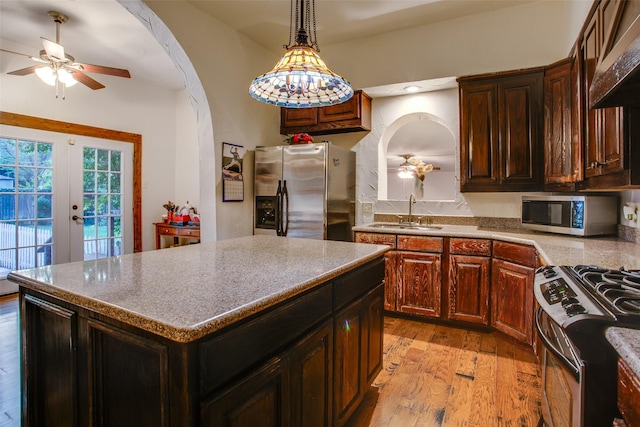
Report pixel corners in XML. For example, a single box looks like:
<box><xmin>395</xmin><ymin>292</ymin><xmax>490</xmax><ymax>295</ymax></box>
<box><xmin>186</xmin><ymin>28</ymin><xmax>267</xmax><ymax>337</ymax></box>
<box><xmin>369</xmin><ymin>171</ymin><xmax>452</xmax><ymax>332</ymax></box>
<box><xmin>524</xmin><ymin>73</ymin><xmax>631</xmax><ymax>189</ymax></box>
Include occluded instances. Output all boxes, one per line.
<box><xmin>284</xmin><ymin>133</ymin><xmax>314</xmax><ymax>145</ymax></box>
<box><xmin>162</xmin><ymin>201</ymin><xmax>176</xmax><ymax>222</ymax></box>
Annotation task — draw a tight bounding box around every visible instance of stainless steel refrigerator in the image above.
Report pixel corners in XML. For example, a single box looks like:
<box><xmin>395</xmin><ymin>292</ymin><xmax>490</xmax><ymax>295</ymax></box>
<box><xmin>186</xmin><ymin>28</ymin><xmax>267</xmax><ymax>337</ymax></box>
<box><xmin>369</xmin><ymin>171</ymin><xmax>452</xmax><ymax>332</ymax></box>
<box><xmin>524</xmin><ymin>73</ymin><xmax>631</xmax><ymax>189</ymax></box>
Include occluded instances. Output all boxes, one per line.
<box><xmin>254</xmin><ymin>142</ymin><xmax>355</xmax><ymax>241</ymax></box>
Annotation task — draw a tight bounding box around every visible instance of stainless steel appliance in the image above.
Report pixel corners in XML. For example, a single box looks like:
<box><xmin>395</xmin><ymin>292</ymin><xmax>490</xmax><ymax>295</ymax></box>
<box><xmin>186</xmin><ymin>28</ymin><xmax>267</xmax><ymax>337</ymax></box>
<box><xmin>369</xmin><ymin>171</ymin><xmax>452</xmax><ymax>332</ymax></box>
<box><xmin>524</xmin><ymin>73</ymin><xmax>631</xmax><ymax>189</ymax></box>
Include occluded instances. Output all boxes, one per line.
<box><xmin>254</xmin><ymin>142</ymin><xmax>355</xmax><ymax>241</ymax></box>
<box><xmin>534</xmin><ymin>265</ymin><xmax>640</xmax><ymax>426</ymax></box>
<box><xmin>522</xmin><ymin>195</ymin><xmax>618</xmax><ymax>236</ymax></box>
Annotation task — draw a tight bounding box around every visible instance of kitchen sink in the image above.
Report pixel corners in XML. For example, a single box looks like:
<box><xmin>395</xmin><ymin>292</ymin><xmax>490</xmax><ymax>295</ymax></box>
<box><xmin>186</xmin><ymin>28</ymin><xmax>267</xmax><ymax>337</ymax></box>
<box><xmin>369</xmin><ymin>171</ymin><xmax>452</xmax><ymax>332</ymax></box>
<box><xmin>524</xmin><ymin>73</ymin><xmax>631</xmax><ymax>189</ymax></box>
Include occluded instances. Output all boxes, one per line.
<box><xmin>366</xmin><ymin>223</ymin><xmax>443</xmax><ymax>231</ymax></box>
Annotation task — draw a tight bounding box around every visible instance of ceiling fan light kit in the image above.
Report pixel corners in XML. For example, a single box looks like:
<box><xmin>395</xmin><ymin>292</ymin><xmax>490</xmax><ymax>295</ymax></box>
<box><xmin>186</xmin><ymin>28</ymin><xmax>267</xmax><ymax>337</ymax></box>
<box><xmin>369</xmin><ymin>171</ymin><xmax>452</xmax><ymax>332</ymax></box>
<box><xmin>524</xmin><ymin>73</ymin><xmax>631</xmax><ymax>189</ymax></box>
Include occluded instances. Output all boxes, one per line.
<box><xmin>1</xmin><ymin>10</ymin><xmax>131</xmax><ymax>99</ymax></box>
<box><xmin>397</xmin><ymin>154</ymin><xmax>417</xmax><ymax>179</ymax></box>
<box><xmin>248</xmin><ymin>0</ymin><xmax>353</xmax><ymax>108</ymax></box>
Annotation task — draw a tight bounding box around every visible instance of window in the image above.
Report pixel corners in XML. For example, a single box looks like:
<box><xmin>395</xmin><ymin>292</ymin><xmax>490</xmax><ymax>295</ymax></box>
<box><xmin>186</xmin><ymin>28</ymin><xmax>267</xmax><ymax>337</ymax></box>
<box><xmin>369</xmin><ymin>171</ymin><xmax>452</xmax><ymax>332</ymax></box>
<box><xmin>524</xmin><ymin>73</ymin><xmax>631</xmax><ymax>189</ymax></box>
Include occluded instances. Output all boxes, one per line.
<box><xmin>0</xmin><ymin>138</ymin><xmax>54</xmax><ymax>277</ymax></box>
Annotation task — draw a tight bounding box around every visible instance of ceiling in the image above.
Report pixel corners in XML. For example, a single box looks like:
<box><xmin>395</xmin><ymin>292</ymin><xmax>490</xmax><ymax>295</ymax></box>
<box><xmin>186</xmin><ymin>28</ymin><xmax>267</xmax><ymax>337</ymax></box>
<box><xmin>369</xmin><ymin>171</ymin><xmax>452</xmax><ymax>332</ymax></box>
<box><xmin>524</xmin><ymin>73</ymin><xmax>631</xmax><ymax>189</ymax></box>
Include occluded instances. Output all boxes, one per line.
<box><xmin>0</xmin><ymin>0</ymin><xmax>534</xmax><ymax>95</ymax></box>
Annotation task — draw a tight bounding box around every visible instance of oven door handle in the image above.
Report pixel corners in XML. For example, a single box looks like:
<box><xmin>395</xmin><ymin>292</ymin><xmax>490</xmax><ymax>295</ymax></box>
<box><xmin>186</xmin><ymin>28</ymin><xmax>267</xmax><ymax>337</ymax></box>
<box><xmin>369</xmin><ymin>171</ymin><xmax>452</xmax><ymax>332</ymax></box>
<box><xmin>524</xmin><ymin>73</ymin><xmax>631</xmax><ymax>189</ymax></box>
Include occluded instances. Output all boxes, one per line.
<box><xmin>535</xmin><ymin>307</ymin><xmax>581</xmax><ymax>378</ymax></box>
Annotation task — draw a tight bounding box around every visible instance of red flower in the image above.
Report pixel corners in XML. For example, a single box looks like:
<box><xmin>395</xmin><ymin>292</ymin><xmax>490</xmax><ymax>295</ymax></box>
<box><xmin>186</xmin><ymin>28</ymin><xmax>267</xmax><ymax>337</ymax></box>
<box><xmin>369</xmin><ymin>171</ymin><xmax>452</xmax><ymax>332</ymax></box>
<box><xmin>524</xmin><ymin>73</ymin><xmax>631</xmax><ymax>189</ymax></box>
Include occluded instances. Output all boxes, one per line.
<box><xmin>284</xmin><ymin>133</ymin><xmax>314</xmax><ymax>144</ymax></box>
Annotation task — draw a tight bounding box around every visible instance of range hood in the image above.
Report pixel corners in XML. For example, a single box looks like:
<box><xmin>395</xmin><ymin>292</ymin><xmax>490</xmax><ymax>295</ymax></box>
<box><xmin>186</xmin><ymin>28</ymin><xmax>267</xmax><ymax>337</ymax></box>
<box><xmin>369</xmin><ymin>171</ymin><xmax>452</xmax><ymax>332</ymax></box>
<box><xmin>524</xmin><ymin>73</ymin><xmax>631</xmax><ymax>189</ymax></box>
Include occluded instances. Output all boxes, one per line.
<box><xmin>590</xmin><ymin>15</ymin><xmax>640</xmax><ymax>109</ymax></box>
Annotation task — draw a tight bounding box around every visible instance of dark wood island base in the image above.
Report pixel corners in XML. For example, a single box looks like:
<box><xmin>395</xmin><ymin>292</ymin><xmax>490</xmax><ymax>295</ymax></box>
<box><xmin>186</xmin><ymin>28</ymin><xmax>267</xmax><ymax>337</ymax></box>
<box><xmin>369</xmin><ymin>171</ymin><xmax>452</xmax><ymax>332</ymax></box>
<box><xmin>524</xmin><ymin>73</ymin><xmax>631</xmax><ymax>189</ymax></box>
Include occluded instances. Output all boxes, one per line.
<box><xmin>14</xmin><ymin>239</ymin><xmax>386</xmax><ymax>427</ymax></box>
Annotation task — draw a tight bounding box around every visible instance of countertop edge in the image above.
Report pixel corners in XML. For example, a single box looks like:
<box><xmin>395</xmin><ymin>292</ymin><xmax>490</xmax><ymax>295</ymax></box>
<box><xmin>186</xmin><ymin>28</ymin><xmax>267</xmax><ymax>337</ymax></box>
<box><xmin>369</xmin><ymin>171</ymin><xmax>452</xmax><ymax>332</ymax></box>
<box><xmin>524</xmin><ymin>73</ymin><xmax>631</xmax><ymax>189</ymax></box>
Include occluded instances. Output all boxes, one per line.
<box><xmin>11</xmin><ymin>247</ymin><xmax>389</xmax><ymax>343</ymax></box>
<box><xmin>605</xmin><ymin>327</ymin><xmax>640</xmax><ymax>379</ymax></box>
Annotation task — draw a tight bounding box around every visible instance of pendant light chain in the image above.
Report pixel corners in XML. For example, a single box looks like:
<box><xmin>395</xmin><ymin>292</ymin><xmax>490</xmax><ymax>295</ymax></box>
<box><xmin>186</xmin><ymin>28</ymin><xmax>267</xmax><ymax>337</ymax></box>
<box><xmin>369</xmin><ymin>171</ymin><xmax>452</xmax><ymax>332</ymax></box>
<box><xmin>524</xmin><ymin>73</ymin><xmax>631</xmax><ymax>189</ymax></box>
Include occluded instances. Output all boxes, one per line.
<box><xmin>308</xmin><ymin>0</ymin><xmax>319</xmax><ymax>51</ymax></box>
<box><xmin>285</xmin><ymin>0</ymin><xmax>295</xmax><ymax>49</ymax></box>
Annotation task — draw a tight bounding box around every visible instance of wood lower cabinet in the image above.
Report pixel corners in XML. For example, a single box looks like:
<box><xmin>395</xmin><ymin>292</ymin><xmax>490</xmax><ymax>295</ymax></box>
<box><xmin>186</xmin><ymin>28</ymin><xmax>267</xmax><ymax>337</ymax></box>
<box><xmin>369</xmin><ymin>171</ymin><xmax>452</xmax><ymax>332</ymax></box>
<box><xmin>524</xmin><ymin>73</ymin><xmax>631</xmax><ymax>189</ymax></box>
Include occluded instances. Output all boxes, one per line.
<box><xmin>618</xmin><ymin>357</ymin><xmax>640</xmax><ymax>427</ymax></box>
<box><xmin>355</xmin><ymin>231</ymin><xmax>538</xmax><ymax>346</ymax></box>
<box><xmin>491</xmin><ymin>241</ymin><xmax>537</xmax><ymax>345</ymax></box>
<box><xmin>397</xmin><ymin>235</ymin><xmax>444</xmax><ymax>318</ymax></box>
<box><xmin>201</xmin><ymin>356</ymin><xmax>288</xmax><ymax>426</ymax></box>
<box><xmin>354</xmin><ymin>232</ymin><xmax>397</xmax><ymax>311</ymax></box>
<box><xmin>333</xmin><ymin>285</ymin><xmax>384</xmax><ymax>427</ymax></box>
<box><xmin>20</xmin><ymin>258</ymin><xmax>385</xmax><ymax>427</ymax></box>
<box><xmin>447</xmin><ymin>238</ymin><xmax>491</xmax><ymax>325</ymax></box>
<box><xmin>204</xmin><ymin>320</ymin><xmax>333</xmax><ymax>427</ymax></box>
<box><xmin>22</xmin><ymin>294</ymin><xmax>78</xmax><ymax>427</ymax></box>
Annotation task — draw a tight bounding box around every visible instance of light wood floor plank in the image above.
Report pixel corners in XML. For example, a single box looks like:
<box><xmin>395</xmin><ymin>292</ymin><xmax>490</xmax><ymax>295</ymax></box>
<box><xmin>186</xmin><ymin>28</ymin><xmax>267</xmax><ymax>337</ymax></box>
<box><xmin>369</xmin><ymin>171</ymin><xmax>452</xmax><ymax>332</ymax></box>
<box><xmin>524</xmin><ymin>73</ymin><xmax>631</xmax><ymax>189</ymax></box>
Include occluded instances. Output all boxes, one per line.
<box><xmin>347</xmin><ymin>317</ymin><xmax>541</xmax><ymax>427</ymax></box>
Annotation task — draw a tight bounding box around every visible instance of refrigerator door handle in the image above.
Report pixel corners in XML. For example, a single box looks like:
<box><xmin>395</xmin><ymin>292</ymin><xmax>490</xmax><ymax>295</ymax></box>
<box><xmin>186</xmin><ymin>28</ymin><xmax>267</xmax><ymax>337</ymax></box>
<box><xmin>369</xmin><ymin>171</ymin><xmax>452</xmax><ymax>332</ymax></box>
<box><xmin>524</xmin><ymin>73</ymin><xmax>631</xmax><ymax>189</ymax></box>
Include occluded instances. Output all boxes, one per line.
<box><xmin>276</xmin><ymin>180</ymin><xmax>283</xmax><ymax>236</ymax></box>
<box><xmin>282</xmin><ymin>180</ymin><xmax>289</xmax><ymax>236</ymax></box>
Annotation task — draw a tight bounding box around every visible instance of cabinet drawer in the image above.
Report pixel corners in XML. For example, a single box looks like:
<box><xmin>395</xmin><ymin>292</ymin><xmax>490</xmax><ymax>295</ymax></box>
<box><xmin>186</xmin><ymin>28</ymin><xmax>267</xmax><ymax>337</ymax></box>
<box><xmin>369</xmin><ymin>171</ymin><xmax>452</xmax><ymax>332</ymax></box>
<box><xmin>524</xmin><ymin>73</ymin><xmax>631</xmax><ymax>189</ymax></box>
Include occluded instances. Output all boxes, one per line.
<box><xmin>355</xmin><ymin>232</ymin><xmax>396</xmax><ymax>249</ymax></box>
<box><xmin>618</xmin><ymin>358</ymin><xmax>640</xmax><ymax>427</ymax></box>
<box><xmin>177</xmin><ymin>228</ymin><xmax>199</xmax><ymax>237</ymax></box>
<box><xmin>449</xmin><ymin>238</ymin><xmax>491</xmax><ymax>256</ymax></box>
<box><xmin>492</xmin><ymin>241</ymin><xmax>537</xmax><ymax>267</ymax></box>
<box><xmin>397</xmin><ymin>235</ymin><xmax>443</xmax><ymax>253</ymax></box>
<box><xmin>157</xmin><ymin>226</ymin><xmax>174</xmax><ymax>235</ymax></box>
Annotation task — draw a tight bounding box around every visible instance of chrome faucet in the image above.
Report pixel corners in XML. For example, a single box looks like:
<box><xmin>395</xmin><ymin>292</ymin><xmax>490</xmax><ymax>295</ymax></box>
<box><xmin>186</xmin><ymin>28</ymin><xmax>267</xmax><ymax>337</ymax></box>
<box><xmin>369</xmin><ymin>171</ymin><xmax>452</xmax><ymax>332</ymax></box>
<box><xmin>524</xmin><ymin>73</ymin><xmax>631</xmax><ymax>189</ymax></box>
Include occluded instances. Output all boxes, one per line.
<box><xmin>408</xmin><ymin>193</ymin><xmax>416</xmax><ymax>224</ymax></box>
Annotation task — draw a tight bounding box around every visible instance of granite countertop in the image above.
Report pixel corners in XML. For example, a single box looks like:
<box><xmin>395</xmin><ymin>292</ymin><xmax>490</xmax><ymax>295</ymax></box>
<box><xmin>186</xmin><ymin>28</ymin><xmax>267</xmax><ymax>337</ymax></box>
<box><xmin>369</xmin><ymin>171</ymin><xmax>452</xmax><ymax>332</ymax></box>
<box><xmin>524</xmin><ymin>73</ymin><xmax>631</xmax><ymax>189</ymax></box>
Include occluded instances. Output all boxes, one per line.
<box><xmin>606</xmin><ymin>327</ymin><xmax>640</xmax><ymax>379</ymax></box>
<box><xmin>352</xmin><ymin>223</ymin><xmax>640</xmax><ymax>270</ymax></box>
<box><xmin>8</xmin><ymin>235</ymin><xmax>389</xmax><ymax>343</ymax></box>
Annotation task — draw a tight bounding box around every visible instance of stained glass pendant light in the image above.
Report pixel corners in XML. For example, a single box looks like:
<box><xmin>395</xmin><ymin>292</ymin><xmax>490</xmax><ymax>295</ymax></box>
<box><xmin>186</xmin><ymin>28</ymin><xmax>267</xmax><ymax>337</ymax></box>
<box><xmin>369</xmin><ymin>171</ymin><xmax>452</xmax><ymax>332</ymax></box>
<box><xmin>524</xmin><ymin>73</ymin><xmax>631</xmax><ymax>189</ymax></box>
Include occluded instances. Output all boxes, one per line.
<box><xmin>248</xmin><ymin>0</ymin><xmax>354</xmax><ymax>108</ymax></box>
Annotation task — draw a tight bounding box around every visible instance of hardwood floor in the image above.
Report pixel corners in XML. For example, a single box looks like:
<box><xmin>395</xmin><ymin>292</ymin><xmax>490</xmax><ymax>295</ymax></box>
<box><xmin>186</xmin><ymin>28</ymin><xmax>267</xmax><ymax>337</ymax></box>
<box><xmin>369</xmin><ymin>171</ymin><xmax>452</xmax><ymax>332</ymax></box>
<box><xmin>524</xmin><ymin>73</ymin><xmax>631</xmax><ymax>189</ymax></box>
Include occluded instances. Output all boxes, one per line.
<box><xmin>0</xmin><ymin>295</ymin><xmax>19</xmax><ymax>427</ymax></box>
<box><xmin>0</xmin><ymin>295</ymin><xmax>541</xmax><ymax>427</ymax></box>
<box><xmin>345</xmin><ymin>316</ymin><xmax>542</xmax><ymax>427</ymax></box>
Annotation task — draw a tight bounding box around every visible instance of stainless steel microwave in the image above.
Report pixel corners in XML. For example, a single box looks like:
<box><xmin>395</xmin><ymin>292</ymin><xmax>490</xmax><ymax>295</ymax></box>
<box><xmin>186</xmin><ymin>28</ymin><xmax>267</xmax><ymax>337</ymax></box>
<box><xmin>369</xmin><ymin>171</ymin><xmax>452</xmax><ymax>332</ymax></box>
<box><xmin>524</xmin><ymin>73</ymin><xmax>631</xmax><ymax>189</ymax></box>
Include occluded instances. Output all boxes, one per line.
<box><xmin>521</xmin><ymin>195</ymin><xmax>618</xmax><ymax>236</ymax></box>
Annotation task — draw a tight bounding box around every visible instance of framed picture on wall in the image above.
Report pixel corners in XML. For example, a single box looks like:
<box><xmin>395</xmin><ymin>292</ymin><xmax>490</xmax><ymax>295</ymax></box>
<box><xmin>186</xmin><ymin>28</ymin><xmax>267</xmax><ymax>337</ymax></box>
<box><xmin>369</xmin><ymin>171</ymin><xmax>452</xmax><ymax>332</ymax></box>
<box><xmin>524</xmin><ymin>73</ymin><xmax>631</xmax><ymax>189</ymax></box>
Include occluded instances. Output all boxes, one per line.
<box><xmin>222</xmin><ymin>142</ymin><xmax>245</xmax><ymax>202</ymax></box>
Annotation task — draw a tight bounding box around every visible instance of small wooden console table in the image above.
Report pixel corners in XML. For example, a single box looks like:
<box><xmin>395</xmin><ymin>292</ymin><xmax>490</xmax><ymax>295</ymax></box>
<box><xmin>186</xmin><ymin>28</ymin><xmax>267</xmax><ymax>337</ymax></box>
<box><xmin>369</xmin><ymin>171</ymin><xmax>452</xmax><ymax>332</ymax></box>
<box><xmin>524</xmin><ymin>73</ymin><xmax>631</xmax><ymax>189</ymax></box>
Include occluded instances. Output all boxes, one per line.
<box><xmin>154</xmin><ymin>222</ymin><xmax>201</xmax><ymax>249</ymax></box>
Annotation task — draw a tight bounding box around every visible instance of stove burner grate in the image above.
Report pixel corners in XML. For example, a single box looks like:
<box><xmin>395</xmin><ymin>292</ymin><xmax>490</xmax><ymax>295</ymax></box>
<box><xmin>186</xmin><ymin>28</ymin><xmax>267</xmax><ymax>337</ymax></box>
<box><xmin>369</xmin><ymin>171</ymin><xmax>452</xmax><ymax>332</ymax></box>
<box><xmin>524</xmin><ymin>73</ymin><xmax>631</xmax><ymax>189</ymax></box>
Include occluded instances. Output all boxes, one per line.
<box><xmin>571</xmin><ymin>265</ymin><xmax>640</xmax><ymax>315</ymax></box>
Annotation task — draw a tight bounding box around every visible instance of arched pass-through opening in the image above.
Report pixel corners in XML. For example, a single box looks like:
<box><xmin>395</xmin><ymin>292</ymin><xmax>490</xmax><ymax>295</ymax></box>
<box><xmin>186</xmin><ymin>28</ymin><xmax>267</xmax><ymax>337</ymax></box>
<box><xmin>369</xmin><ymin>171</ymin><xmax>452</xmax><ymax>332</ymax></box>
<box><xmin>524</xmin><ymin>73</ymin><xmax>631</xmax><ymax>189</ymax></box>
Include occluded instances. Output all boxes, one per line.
<box><xmin>117</xmin><ymin>0</ymin><xmax>217</xmax><ymax>241</ymax></box>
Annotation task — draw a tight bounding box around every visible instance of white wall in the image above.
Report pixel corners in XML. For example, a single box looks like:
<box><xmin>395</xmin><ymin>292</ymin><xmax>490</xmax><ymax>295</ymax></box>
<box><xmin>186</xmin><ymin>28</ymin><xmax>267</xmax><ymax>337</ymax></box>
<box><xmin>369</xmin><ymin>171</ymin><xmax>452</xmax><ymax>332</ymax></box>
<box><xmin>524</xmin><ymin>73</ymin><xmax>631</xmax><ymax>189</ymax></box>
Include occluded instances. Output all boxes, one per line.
<box><xmin>324</xmin><ymin>1</ymin><xmax>593</xmax><ymax>89</ymax></box>
<box><xmin>144</xmin><ymin>0</ymin><xmax>284</xmax><ymax>241</ymax></box>
<box><xmin>0</xmin><ymin>39</ymin><xmax>187</xmax><ymax>251</ymax></box>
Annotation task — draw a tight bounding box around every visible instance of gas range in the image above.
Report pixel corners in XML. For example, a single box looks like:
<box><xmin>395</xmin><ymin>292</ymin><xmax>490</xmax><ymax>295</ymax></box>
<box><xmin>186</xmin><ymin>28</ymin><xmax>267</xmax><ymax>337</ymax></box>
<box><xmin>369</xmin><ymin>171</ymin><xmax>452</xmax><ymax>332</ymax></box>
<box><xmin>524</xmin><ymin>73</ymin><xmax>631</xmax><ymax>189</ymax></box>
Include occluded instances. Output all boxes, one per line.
<box><xmin>534</xmin><ymin>264</ymin><xmax>640</xmax><ymax>427</ymax></box>
<box><xmin>535</xmin><ymin>264</ymin><xmax>640</xmax><ymax>330</ymax></box>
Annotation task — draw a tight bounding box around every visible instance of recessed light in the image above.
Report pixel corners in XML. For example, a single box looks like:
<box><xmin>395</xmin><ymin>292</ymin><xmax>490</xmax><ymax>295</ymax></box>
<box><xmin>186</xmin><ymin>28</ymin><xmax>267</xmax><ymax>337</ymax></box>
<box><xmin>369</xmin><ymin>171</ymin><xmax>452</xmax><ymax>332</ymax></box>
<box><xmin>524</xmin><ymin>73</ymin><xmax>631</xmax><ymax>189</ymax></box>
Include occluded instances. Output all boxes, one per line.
<box><xmin>404</xmin><ymin>85</ymin><xmax>421</xmax><ymax>93</ymax></box>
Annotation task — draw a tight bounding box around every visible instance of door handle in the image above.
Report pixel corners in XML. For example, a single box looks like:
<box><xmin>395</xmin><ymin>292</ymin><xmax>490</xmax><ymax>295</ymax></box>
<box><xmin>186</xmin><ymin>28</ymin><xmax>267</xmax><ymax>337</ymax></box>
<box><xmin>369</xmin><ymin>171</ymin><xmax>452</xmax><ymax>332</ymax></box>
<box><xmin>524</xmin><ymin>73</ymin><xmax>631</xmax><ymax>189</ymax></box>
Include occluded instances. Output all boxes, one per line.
<box><xmin>72</xmin><ymin>215</ymin><xmax>84</xmax><ymax>223</ymax></box>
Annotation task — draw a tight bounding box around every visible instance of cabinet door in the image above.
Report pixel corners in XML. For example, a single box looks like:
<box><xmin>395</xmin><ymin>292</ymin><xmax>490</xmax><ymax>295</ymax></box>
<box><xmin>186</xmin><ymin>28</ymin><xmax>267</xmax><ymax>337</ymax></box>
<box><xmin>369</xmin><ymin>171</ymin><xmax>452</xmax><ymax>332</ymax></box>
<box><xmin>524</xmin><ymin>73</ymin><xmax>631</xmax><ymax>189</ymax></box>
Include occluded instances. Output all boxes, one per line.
<box><xmin>289</xmin><ymin>321</ymin><xmax>333</xmax><ymax>427</ymax></box>
<box><xmin>459</xmin><ymin>81</ymin><xmax>499</xmax><ymax>190</ymax></box>
<box><xmin>544</xmin><ymin>59</ymin><xmax>577</xmax><ymax>186</ymax></box>
<box><xmin>86</xmin><ymin>319</ymin><xmax>170</xmax><ymax>427</ymax></box>
<box><xmin>498</xmin><ymin>72</ymin><xmax>543</xmax><ymax>189</ymax></box>
<box><xmin>333</xmin><ymin>298</ymin><xmax>365</xmax><ymax>426</ymax></box>
<box><xmin>22</xmin><ymin>294</ymin><xmax>78</xmax><ymax>427</ymax></box>
<box><xmin>201</xmin><ymin>357</ymin><xmax>289</xmax><ymax>427</ymax></box>
<box><xmin>491</xmin><ymin>259</ymin><xmax>534</xmax><ymax>345</ymax></box>
<box><xmin>281</xmin><ymin>108</ymin><xmax>318</xmax><ymax>129</ymax></box>
<box><xmin>354</xmin><ymin>232</ymin><xmax>397</xmax><ymax>311</ymax></box>
<box><xmin>448</xmin><ymin>254</ymin><xmax>490</xmax><ymax>325</ymax></box>
<box><xmin>363</xmin><ymin>285</ymin><xmax>384</xmax><ymax>385</ymax></box>
<box><xmin>318</xmin><ymin>94</ymin><xmax>361</xmax><ymax>123</ymax></box>
<box><xmin>397</xmin><ymin>251</ymin><xmax>442</xmax><ymax>318</ymax></box>
<box><xmin>582</xmin><ymin>7</ymin><xmax>626</xmax><ymax>180</ymax></box>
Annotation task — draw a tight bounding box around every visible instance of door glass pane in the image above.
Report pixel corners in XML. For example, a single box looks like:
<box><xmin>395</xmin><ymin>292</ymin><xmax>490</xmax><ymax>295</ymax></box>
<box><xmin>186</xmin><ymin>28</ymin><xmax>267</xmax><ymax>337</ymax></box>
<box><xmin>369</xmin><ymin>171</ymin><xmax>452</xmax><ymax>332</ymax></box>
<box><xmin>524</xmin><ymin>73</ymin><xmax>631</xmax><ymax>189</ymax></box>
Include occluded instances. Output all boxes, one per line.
<box><xmin>0</xmin><ymin>138</ymin><xmax>54</xmax><ymax>277</ymax></box>
<box><xmin>82</xmin><ymin>147</ymin><xmax>124</xmax><ymax>260</ymax></box>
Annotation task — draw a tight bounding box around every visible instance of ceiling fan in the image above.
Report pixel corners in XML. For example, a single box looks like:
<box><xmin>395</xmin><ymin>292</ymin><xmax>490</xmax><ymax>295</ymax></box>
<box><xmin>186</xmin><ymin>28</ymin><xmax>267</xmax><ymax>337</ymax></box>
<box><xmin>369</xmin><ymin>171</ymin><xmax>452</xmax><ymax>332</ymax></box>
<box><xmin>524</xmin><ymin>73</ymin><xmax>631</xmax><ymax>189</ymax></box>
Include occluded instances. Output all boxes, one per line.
<box><xmin>1</xmin><ymin>10</ymin><xmax>131</xmax><ymax>94</ymax></box>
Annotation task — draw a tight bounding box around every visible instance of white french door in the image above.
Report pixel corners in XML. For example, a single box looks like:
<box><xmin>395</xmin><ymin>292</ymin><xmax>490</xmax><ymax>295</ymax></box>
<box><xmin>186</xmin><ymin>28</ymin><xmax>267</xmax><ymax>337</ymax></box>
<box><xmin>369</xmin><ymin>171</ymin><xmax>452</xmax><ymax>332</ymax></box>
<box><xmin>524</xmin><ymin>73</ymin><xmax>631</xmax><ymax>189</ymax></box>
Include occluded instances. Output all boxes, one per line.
<box><xmin>0</xmin><ymin>125</ymin><xmax>133</xmax><ymax>277</ymax></box>
<box><xmin>68</xmin><ymin>140</ymin><xmax>133</xmax><ymax>261</ymax></box>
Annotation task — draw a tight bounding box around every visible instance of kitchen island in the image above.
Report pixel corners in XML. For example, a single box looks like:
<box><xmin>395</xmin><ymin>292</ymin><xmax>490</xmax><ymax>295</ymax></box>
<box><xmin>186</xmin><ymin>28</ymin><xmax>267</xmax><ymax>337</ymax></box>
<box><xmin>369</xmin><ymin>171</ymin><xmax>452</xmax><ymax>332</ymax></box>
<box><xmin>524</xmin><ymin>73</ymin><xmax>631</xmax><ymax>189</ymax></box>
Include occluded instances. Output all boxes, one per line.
<box><xmin>8</xmin><ymin>235</ymin><xmax>389</xmax><ymax>427</ymax></box>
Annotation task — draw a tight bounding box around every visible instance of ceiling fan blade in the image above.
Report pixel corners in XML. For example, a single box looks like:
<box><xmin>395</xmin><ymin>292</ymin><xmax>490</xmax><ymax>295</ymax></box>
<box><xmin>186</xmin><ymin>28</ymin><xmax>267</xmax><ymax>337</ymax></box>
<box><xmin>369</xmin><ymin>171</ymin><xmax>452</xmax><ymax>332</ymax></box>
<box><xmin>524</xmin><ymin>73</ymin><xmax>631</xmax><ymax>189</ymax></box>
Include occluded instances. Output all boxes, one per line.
<box><xmin>1</xmin><ymin>48</ymin><xmax>33</xmax><ymax>59</ymax></box>
<box><xmin>77</xmin><ymin>63</ymin><xmax>131</xmax><ymax>78</ymax></box>
<box><xmin>1</xmin><ymin>48</ymin><xmax>49</xmax><ymax>64</ymax></box>
<box><xmin>41</xmin><ymin>37</ymin><xmax>65</xmax><ymax>61</ymax></box>
<box><xmin>72</xmin><ymin>69</ymin><xmax>106</xmax><ymax>90</ymax></box>
<box><xmin>7</xmin><ymin>65</ymin><xmax>43</xmax><ymax>76</ymax></box>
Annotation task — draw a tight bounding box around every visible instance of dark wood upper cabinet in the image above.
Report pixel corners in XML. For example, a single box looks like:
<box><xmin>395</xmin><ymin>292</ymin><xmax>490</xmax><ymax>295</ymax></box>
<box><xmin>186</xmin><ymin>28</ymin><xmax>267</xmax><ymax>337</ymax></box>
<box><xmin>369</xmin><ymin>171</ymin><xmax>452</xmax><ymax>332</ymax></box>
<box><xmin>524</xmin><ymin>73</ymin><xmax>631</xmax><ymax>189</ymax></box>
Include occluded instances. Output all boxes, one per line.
<box><xmin>578</xmin><ymin>0</ymin><xmax>640</xmax><ymax>190</ymax></box>
<box><xmin>280</xmin><ymin>90</ymin><xmax>372</xmax><ymax>136</ymax></box>
<box><xmin>459</xmin><ymin>68</ymin><xmax>544</xmax><ymax>192</ymax></box>
<box><xmin>543</xmin><ymin>57</ymin><xmax>583</xmax><ymax>189</ymax></box>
